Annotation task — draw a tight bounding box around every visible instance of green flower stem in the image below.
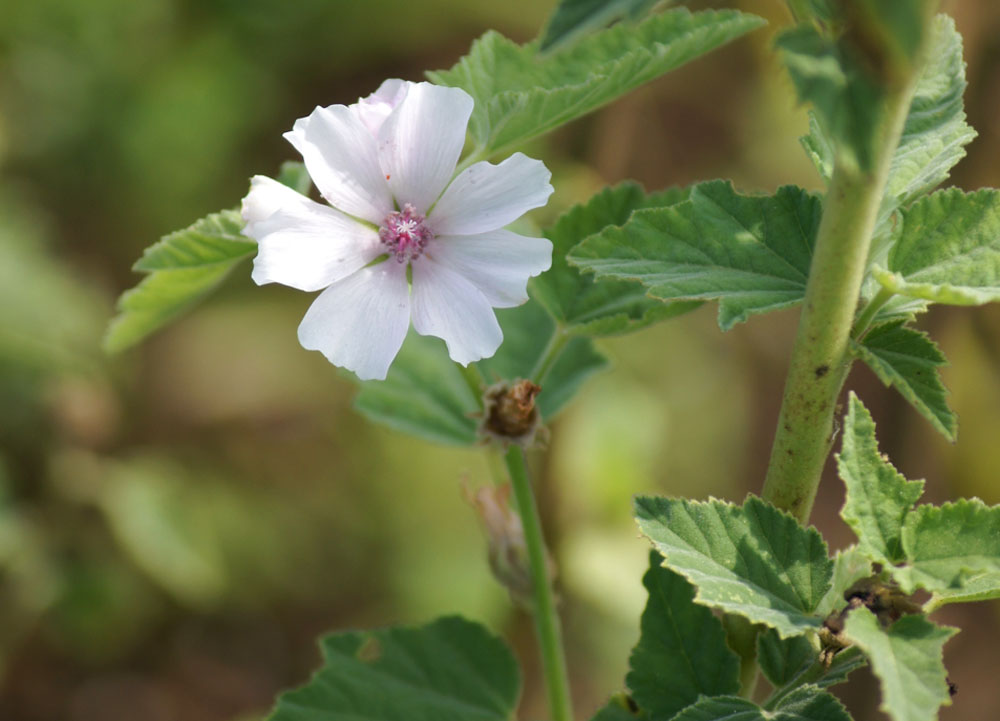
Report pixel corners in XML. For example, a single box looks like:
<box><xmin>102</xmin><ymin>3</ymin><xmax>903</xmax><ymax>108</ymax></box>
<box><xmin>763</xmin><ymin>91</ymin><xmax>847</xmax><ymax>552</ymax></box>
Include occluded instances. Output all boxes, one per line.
<box><xmin>762</xmin><ymin>54</ymin><xmax>929</xmax><ymax>523</ymax></box>
<box><xmin>504</xmin><ymin>446</ymin><xmax>573</xmax><ymax>721</ymax></box>
<box><xmin>531</xmin><ymin>327</ymin><xmax>571</xmax><ymax>383</ymax></box>
<box><xmin>460</xmin><ymin>362</ymin><xmax>487</xmax><ymax>408</ymax></box>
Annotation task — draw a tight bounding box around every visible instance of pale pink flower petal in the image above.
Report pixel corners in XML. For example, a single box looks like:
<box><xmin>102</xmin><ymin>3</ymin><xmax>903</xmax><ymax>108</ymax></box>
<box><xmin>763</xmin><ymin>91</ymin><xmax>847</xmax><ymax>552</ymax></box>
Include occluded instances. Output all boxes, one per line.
<box><xmin>427</xmin><ymin>230</ymin><xmax>552</xmax><ymax>308</ymax></box>
<box><xmin>411</xmin><ymin>258</ymin><xmax>502</xmax><ymax>365</ymax></box>
<box><xmin>284</xmin><ymin>105</ymin><xmax>392</xmax><ymax>223</ymax></box>
<box><xmin>353</xmin><ymin>78</ymin><xmax>408</xmax><ymax>136</ymax></box>
<box><xmin>297</xmin><ymin>262</ymin><xmax>411</xmax><ymax>381</ymax></box>
<box><xmin>429</xmin><ymin>153</ymin><xmax>553</xmax><ymax>236</ymax></box>
<box><xmin>377</xmin><ymin>82</ymin><xmax>473</xmax><ymax>214</ymax></box>
<box><xmin>241</xmin><ymin>174</ymin><xmax>316</xmax><ymax>224</ymax></box>
<box><xmin>244</xmin><ymin>177</ymin><xmax>382</xmax><ymax>292</ymax></box>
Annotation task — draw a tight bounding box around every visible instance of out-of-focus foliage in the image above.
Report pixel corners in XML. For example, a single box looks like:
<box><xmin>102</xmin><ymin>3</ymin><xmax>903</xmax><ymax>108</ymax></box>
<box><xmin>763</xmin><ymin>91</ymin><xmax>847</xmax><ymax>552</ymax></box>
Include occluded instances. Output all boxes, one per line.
<box><xmin>2</xmin><ymin>1</ymin><xmax>1000</xmax><ymax>720</ymax></box>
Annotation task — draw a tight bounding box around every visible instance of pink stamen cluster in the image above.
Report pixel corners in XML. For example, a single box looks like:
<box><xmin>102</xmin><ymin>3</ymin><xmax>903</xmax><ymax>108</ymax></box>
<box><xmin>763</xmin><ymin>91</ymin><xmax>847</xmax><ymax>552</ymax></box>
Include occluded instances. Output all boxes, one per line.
<box><xmin>379</xmin><ymin>203</ymin><xmax>433</xmax><ymax>263</ymax></box>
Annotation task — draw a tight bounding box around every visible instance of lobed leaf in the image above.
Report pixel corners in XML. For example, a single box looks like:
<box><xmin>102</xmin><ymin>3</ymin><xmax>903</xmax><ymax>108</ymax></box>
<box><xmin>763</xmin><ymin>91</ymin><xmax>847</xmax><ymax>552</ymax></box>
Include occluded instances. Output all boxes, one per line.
<box><xmin>843</xmin><ymin>608</ymin><xmax>955</xmax><ymax>721</ymax></box>
<box><xmin>540</xmin><ymin>0</ymin><xmax>661</xmax><ymax>52</ymax></box>
<box><xmin>354</xmin><ymin>301</ymin><xmax>608</xmax><ymax>445</ymax></box>
<box><xmin>851</xmin><ymin>321</ymin><xmax>958</xmax><ymax>441</ymax></box>
<box><xmin>873</xmin><ymin>188</ymin><xmax>1000</xmax><ymax>306</ymax></box>
<box><xmin>568</xmin><ymin>181</ymin><xmax>822</xmax><ymax>331</ymax></box>
<box><xmin>353</xmin><ymin>331</ymin><xmax>480</xmax><ymax>446</ymax></box>
<box><xmin>479</xmin><ymin>300</ymin><xmax>609</xmax><ymax>420</ymax></box>
<box><xmin>626</xmin><ymin>551</ymin><xmax>740</xmax><ymax>719</ymax></box>
<box><xmin>895</xmin><ymin>498</ymin><xmax>1000</xmax><ymax>594</ymax></box>
<box><xmin>670</xmin><ymin>687</ymin><xmax>850</xmax><ymax>721</ymax></box>
<box><xmin>428</xmin><ymin>9</ymin><xmax>764</xmax><ymax>154</ymax></box>
<box><xmin>836</xmin><ymin>394</ymin><xmax>926</xmax><ymax>566</ymax></box>
<box><xmin>783</xmin><ymin>4</ymin><xmax>936</xmax><ymax>175</ymax></box>
<box><xmin>776</xmin><ymin>23</ymin><xmax>884</xmax><ymax>172</ymax></box>
<box><xmin>851</xmin><ymin>322</ymin><xmax>956</xmax><ymax>440</ymax></box>
<box><xmin>883</xmin><ymin>15</ymin><xmax>975</xmax><ymax>209</ymax></box>
<box><xmin>757</xmin><ymin>631</ymin><xmax>816</xmax><ymax>690</ymax></box>
<box><xmin>815</xmin><ymin>545</ymin><xmax>874</xmax><ymax>618</ymax></box>
<box><xmin>532</xmin><ymin>182</ymin><xmax>699</xmax><ymax>337</ymax></box>
<box><xmin>104</xmin><ymin>209</ymin><xmax>255</xmax><ymax>353</ymax></box>
<box><xmin>267</xmin><ymin>616</ymin><xmax>520</xmax><ymax>721</ymax></box>
<box><xmin>927</xmin><ymin>569</ymin><xmax>1000</xmax><ymax>609</ymax></box>
<box><xmin>634</xmin><ymin>495</ymin><xmax>831</xmax><ymax>638</ymax></box>
<box><xmin>758</xmin><ymin>631</ymin><xmax>865</xmax><ymax>696</ymax></box>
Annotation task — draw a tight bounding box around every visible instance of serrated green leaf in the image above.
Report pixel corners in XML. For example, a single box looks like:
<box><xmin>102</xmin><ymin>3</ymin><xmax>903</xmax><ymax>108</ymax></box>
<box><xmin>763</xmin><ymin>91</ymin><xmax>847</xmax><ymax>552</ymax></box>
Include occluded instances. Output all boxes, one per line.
<box><xmin>873</xmin><ymin>188</ymin><xmax>1000</xmax><ymax>305</ymax></box>
<box><xmin>757</xmin><ymin>630</ymin><xmax>816</xmax><ymax>689</ymax></box>
<box><xmin>843</xmin><ymin>608</ymin><xmax>955</xmax><ymax>721</ymax></box>
<box><xmin>634</xmin><ymin>495</ymin><xmax>831</xmax><ymax>638</ymax></box>
<box><xmin>670</xmin><ymin>687</ymin><xmax>850</xmax><ymax>721</ymax></box>
<box><xmin>927</xmin><ymin>569</ymin><xmax>1000</xmax><ymax>609</ymax></box>
<box><xmin>758</xmin><ymin>631</ymin><xmax>866</xmax><ymax>699</ymax></box>
<box><xmin>883</xmin><ymin>15</ymin><xmax>975</xmax><ymax>208</ymax></box>
<box><xmin>428</xmin><ymin>9</ymin><xmax>764</xmax><ymax>154</ymax></box>
<box><xmin>836</xmin><ymin>394</ymin><xmax>926</xmax><ymax>566</ymax></box>
<box><xmin>894</xmin><ymin>498</ymin><xmax>1000</xmax><ymax>594</ymax></box>
<box><xmin>532</xmin><ymin>182</ymin><xmax>699</xmax><ymax>337</ymax></box>
<box><xmin>479</xmin><ymin>301</ymin><xmax>609</xmax><ymax>420</ymax></box>
<box><xmin>568</xmin><ymin>182</ymin><xmax>822</xmax><ymax>331</ymax></box>
<box><xmin>776</xmin><ymin>24</ymin><xmax>884</xmax><ymax>171</ymax></box>
<box><xmin>540</xmin><ymin>0</ymin><xmax>662</xmax><ymax>52</ymax></box>
<box><xmin>815</xmin><ymin>546</ymin><xmax>874</xmax><ymax>618</ymax></box>
<box><xmin>104</xmin><ymin>209</ymin><xmax>255</xmax><ymax>352</ymax></box>
<box><xmin>267</xmin><ymin>616</ymin><xmax>520</xmax><ymax>721</ymax></box>
<box><xmin>867</xmin><ymin>295</ymin><xmax>930</xmax><ymax>330</ymax></box>
<box><xmin>851</xmin><ymin>322</ymin><xmax>956</xmax><ymax>440</ymax></box>
<box><xmin>353</xmin><ymin>331</ymin><xmax>479</xmax><ymax>446</ymax></box>
<box><xmin>627</xmin><ymin>551</ymin><xmax>740</xmax><ymax>719</ymax></box>
<box><xmin>802</xmin><ymin>15</ymin><xmax>977</xmax><ymax>276</ymax></box>
<box><xmin>132</xmin><ymin>210</ymin><xmax>252</xmax><ymax>271</ymax></box>
<box><xmin>801</xmin><ymin>111</ymin><xmax>834</xmax><ymax>185</ymax></box>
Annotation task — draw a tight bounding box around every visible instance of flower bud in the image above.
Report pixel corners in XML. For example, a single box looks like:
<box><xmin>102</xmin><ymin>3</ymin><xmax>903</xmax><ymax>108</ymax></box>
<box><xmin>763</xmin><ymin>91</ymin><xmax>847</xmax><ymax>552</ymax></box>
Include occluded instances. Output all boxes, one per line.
<box><xmin>462</xmin><ymin>481</ymin><xmax>554</xmax><ymax>608</ymax></box>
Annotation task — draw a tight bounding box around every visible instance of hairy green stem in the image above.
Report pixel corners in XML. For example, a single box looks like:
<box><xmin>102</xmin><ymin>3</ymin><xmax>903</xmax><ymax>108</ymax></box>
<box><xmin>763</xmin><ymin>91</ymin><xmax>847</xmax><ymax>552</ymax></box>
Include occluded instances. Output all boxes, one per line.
<box><xmin>505</xmin><ymin>446</ymin><xmax>573</xmax><ymax>721</ymax></box>
<box><xmin>762</xmin><ymin>60</ymin><xmax>927</xmax><ymax>524</ymax></box>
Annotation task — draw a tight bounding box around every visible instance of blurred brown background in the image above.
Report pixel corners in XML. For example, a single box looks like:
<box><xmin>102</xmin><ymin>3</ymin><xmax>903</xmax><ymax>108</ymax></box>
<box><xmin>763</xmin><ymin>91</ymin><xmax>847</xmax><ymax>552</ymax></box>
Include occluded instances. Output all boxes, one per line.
<box><xmin>0</xmin><ymin>0</ymin><xmax>998</xmax><ymax>719</ymax></box>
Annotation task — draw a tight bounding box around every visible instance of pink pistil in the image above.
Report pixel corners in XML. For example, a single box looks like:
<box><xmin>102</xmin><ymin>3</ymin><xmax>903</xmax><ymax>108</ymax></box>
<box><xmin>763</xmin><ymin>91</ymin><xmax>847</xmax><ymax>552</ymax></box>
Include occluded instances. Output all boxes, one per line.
<box><xmin>379</xmin><ymin>203</ymin><xmax>433</xmax><ymax>263</ymax></box>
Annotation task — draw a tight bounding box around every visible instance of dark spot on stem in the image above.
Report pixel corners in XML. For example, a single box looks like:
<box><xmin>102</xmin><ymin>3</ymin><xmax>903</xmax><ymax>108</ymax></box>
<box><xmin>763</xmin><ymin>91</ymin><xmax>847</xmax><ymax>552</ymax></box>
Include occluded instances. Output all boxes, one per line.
<box><xmin>815</xmin><ymin>364</ymin><xmax>829</xmax><ymax>378</ymax></box>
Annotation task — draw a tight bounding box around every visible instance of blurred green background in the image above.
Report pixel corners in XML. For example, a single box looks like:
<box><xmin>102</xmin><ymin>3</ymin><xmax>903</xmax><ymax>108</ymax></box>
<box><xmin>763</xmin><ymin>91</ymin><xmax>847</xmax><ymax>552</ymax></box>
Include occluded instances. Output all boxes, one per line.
<box><xmin>1</xmin><ymin>1</ymin><xmax>999</xmax><ymax>719</ymax></box>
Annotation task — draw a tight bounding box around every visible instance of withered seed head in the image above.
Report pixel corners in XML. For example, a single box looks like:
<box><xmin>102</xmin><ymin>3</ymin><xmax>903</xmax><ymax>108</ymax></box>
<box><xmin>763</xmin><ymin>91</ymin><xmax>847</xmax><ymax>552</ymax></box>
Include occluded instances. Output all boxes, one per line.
<box><xmin>479</xmin><ymin>379</ymin><xmax>543</xmax><ymax>446</ymax></box>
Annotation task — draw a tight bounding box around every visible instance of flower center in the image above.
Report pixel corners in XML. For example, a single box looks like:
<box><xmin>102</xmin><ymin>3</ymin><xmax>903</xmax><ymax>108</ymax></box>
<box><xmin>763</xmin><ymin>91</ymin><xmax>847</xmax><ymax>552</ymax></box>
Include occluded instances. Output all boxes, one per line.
<box><xmin>379</xmin><ymin>203</ymin><xmax>433</xmax><ymax>263</ymax></box>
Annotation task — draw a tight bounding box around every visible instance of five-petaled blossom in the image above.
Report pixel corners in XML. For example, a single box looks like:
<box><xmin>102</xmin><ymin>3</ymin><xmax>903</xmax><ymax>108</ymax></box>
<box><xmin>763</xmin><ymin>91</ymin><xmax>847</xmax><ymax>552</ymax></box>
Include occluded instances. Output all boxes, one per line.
<box><xmin>241</xmin><ymin>79</ymin><xmax>554</xmax><ymax>381</ymax></box>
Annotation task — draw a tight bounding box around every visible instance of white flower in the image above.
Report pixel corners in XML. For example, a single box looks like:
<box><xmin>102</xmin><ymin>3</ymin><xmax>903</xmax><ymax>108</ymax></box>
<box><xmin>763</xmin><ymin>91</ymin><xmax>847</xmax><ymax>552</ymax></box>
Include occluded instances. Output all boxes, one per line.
<box><xmin>242</xmin><ymin>79</ymin><xmax>554</xmax><ymax>381</ymax></box>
